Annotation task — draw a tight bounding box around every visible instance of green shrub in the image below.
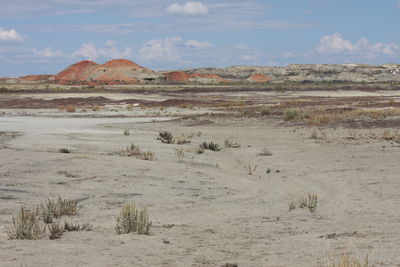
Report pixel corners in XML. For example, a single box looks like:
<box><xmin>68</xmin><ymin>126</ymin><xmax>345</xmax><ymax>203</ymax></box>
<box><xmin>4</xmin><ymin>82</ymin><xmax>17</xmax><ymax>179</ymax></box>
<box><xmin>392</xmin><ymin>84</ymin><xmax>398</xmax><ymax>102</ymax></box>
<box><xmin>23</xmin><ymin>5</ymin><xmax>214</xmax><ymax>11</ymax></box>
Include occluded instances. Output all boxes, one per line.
<box><xmin>199</xmin><ymin>141</ymin><xmax>221</xmax><ymax>151</ymax></box>
<box><xmin>158</xmin><ymin>131</ymin><xmax>174</xmax><ymax>144</ymax></box>
<box><xmin>284</xmin><ymin>109</ymin><xmax>311</xmax><ymax>121</ymax></box>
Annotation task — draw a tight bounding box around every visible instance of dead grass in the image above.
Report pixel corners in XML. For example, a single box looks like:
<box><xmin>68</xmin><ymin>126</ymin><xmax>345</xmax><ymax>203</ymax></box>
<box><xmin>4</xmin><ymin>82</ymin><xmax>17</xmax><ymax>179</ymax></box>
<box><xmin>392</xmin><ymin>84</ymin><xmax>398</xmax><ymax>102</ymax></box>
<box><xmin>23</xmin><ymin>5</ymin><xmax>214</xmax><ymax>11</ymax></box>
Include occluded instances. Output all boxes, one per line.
<box><xmin>116</xmin><ymin>203</ymin><xmax>151</xmax><ymax>235</ymax></box>
<box><xmin>329</xmin><ymin>254</ymin><xmax>370</xmax><ymax>267</ymax></box>
<box><xmin>289</xmin><ymin>194</ymin><xmax>318</xmax><ymax>213</ymax></box>
<box><xmin>38</xmin><ymin>196</ymin><xmax>78</xmax><ymax>223</ymax></box>
<box><xmin>118</xmin><ymin>144</ymin><xmax>155</xmax><ymax>160</ymax></box>
<box><xmin>7</xmin><ymin>207</ymin><xmax>45</xmax><ymax>240</ymax></box>
<box><xmin>49</xmin><ymin>222</ymin><xmax>64</xmax><ymax>240</ymax></box>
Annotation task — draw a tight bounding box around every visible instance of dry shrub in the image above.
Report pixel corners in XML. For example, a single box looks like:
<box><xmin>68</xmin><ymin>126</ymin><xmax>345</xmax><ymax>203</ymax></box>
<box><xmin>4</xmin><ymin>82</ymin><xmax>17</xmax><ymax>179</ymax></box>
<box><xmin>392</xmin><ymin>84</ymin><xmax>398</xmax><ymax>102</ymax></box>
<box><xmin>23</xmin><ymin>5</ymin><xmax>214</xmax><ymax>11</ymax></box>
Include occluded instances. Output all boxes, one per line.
<box><xmin>7</xmin><ymin>207</ymin><xmax>44</xmax><ymax>239</ymax></box>
<box><xmin>289</xmin><ymin>194</ymin><xmax>318</xmax><ymax>213</ymax></box>
<box><xmin>116</xmin><ymin>203</ymin><xmax>151</xmax><ymax>235</ymax></box>
<box><xmin>65</xmin><ymin>105</ymin><xmax>76</xmax><ymax>113</ymax></box>
<box><xmin>59</xmin><ymin>148</ymin><xmax>70</xmax><ymax>153</ymax></box>
<box><xmin>330</xmin><ymin>253</ymin><xmax>370</xmax><ymax>267</ymax></box>
<box><xmin>224</xmin><ymin>139</ymin><xmax>240</xmax><ymax>148</ymax></box>
<box><xmin>175</xmin><ymin>148</ymin><xmax>185</xmax><ymax>161</ymax></box>
<box><xmin>39</xmin><ymin>196</ymin><xmax>78</xmax><ymax>223</ymax></box>
<box><xmin>175</xmin><ymin>136</ymin><xmax>191</xmax><ymax>145</ymax></box>
<box><xmin>244</xmin><ymin>164</ymin><xmax>257</xmax><ymax>175</ymax></box>
<box><xmin>258</xmin><ymin>148</ymin><xmax>272</xmax><ymax>156</ymax></box>
<box><xmin>49</xmin><ymin>223</ymin><xmax>64</xmax><ymax>239</ymax></box>
<box><xmin>64</xmin><ymin>221</ymin><xmax>93</xmax><ymax>232</ymax></box>
<box><xmin>284</xmin><ymin>108</ymin><xmax>311</xmax><ymax>121</ymax></box>
<box><xmin>118</xmin><ymin>144</ymin><xmax>155</xmax><ymax>160</ymax></box>
<box><xmin>91</xmin><ymin>105</ymin><xmax>101</xmax><ymax>111</ymax></box>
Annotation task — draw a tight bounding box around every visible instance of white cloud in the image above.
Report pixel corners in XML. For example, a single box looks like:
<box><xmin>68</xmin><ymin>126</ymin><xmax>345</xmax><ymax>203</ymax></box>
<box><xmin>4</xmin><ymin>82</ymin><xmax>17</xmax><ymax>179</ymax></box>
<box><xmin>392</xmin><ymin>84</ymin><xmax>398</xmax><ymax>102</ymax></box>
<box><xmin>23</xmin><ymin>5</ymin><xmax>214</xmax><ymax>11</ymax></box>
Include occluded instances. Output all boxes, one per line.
<box><xmin>33</xmin><ymin>47</ymin><xmax>63</xmax><ymax>57</ymax></box>
<box><xmin>74</xmin><ymin>41</ymin><xmax>133</xmax><ymax>60</ymax></box>
<box><xmin>185</xmin><ymin>39</ymin><xmax>211</xmax><ymax>48</ymax></box>
<box><xmin>316</xmin><ymin>32</ymin><xmax>400</xmax><ymax>58</ymax></box>
<box><xmin>0</xmin><ymin>28</ymin><xmax>23</xmax><ymax>41</ymax></box>
<box><xmin>138</xmin><ymin>37</ymin><xmax>184</xmax><ymax>62</ymax></box>
<box><xmin>166</xmin><ymin>2</ymin><xmax>208</xmax><ymax>16</ymax></box>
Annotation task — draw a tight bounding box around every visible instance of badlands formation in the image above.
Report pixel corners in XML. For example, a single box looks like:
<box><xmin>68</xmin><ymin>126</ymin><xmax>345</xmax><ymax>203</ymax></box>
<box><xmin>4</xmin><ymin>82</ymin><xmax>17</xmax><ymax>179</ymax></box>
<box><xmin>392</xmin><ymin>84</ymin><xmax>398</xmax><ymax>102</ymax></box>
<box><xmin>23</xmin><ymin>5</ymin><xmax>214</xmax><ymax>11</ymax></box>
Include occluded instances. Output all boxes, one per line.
<box><xmin>1</xmin><ymin>59</ymin><xmax>400</xmax><ymax>85</ymax></box>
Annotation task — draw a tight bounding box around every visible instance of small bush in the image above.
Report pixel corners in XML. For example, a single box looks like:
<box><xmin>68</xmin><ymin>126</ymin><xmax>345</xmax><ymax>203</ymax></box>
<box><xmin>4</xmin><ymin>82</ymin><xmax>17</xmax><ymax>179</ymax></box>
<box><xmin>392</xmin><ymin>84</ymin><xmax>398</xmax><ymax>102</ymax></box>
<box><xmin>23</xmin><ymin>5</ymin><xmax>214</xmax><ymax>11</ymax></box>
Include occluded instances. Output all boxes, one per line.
<box><xmin>244</xmin><ymin>164</ymin><xmax>257</xmax><ymax>175</ymax></box>
<box><xmin>175</xmin><ymin>136</ymin><xmax>191</xmax><ymax>145</ymax></box>
<box><xmin>49</xmin><ymin>223</ymin><xmax>64</xmax><ymax>240</ymax></box>
<box><xmin>65</xmin><ymin>105</ymin><xmax>76</xmax><ymax>113</ymax></box>
<box><xmin>59</xmin><ymin>148</ymin><xmax>70</xmax><ymax>153</ymax></box>
<box><xmin>175</xmin><ymin>148</ymin><xmax>185</xmax><ymax>161</ymax></box>
<box><xmin>64</xmin><ymin>222</ymin><xmax>93</xmax><ymax>232</ymax></box>
<box><xmin>158</xmin><ymin>131</ymin><xmax>174</xmax><ymax>144</ymax></box>
<box><xmin>224</xmin><ymin>139</ymin><xmax>240</xmax><ymax>148</ymax></box>
<box><xmin>39</xmin><ymin>196</ymin><xmax>78</xmax><ymax>222</ymax></box>
<box><xmin>199</xmin><ymin>141</ymin><xmax>221</xmax><ymax>151</ymax></box>
<box><xmin>260</xmin><ymin>109</ymin><xmax>270</xmax><ymax>116</ymax></box>
<box><xmin>289</xmin><ymin>194</ymin><xmax>318</xmax><ymax>213</ymax></box>
<box><xmin>195</xmin><ymin>148</ymin><xmax>205</xmax><ymax>154</ymax></box>
<box><xmin>330</xmin><ymin>253</ymin><xmax>370</xmax><ymax>267</ymax></box>
<box><xmin>116</xmin><ymin>203</ymin><xmax>151</xmax><ymax>235</ymax></box>
<box><xmin>284</xmin><ymin>108</ymin><xmax>311</xmax><ymax>121</ymax></box>
<box><xmin>123</xmin><ymin>129</ymin><xmax>130</xmax><ymax>136</ymax></box>
<box><xmin>258</xmin><ymin>148</ymin><xmax>272</xmax><ymax>156</ymax></box>
<box><xmin>7</xmin><ymin>207</ymin><xmax>44</xmax><ymax>240</ymax></box>
<box><xmin>118</xmin><ymin>144</ymin><xmax>155</xmax><ymax>160</ymax></box>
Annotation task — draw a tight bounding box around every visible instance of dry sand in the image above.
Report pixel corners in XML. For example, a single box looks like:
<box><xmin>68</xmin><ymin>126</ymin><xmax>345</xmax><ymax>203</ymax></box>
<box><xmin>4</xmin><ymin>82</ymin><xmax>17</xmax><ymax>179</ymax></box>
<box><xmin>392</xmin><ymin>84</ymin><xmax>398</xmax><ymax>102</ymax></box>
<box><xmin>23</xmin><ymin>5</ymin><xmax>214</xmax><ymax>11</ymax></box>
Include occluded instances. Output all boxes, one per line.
<box><xmin>0</xmin><ymin>90</ymin><xmax>400</xmax><ymax>267</ymax></box>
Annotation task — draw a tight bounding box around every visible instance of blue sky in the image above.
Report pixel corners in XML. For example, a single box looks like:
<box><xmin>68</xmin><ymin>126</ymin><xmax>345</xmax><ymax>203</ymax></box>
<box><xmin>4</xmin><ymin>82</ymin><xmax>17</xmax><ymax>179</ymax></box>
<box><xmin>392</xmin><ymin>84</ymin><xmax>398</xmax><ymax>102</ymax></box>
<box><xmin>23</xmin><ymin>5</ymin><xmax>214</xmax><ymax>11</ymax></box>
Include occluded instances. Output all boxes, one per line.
<box><xmin>0</xmin><ymin>0</ymin><xmax>400</xmax><ymax>76</ymax></box>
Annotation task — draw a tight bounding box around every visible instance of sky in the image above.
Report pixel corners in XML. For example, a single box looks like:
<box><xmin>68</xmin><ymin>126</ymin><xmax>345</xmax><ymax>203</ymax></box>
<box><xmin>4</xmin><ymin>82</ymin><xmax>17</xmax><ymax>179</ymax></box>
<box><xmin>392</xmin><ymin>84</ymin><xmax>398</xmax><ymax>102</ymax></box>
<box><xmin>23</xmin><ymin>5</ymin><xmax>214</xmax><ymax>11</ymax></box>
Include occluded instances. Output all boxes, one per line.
<box><xmin>0</xmin><ymin>0</ymin><xmax>400</xmax><ymax>77</ymax></box>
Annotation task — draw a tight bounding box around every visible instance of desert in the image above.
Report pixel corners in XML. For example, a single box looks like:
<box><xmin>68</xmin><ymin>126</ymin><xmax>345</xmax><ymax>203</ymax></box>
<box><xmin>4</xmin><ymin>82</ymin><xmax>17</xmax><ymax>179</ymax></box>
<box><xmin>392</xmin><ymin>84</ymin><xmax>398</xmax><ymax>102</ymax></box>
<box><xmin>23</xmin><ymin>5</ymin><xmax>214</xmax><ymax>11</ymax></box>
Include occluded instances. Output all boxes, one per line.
<box><xmin>1</xmin><ymin>71</ymin><xmax>400</xmax><ymax>266</ymax></box>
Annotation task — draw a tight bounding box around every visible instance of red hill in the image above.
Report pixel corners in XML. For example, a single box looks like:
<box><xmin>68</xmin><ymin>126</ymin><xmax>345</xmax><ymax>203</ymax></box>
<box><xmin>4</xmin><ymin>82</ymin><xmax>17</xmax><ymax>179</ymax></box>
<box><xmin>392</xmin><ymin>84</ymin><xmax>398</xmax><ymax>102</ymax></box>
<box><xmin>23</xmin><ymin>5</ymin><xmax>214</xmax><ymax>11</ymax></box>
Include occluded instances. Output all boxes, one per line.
<box><xmin>54</xmin><ymin>59</ymin><xmax>158</xmax><ymax>85</ymax></box>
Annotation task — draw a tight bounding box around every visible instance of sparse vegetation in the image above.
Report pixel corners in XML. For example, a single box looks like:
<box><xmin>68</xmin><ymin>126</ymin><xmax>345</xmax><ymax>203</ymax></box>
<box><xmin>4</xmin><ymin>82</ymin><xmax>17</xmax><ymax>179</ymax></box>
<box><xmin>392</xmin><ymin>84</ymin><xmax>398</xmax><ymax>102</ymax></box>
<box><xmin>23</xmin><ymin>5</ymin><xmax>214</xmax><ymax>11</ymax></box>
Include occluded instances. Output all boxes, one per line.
<box><xmin>330</xmin><ymin>253</ymin><xmax>370</xmax><ymax>267</ymax></box>
<box><xmin>64</xmin><ymin>222</ymin><xmax>93</xmax><ymax>232</ymax></box>
<box><xmin>118</xmin><ymin>144</ymin><xmax>155</xmax><ymax>160</ymax></box>
<box><xmin>224</xmin><ymin>139</ymin><xmax>241</xmax><ymax>148</ymax></box>
<box><xmin>175</xmin><ymin>136</ymin><xmax>191</xmax><ymax>145</ymax></box>
<box><xmin>38</xmin><ymin>196</ymin><xmax>78</xmax><ymax>223</ymax></box>
<box><xmin>199</xmin><ymin>141</ymin><xmax>221</xmax><ymax>151</ymax></box>
<box><xmin>56</xmin><ymin>170</ymin><xmax>78</xmax><ymax>178</ymax></box>
<box><xmin>195</xmin><ymin>148</ymin><xmax>205</xmax><ymax>154</ymax></box>
<box><xmin>258</xmin><ymin>148</ymin><xmax>272</xmax><ymax>156</ymax></box>
<box><xmin>64</xmin><ymin>105</ymin><xmax>76</xmax><ymax>113</ymax></box>
<box><xmin>116</xmin><ymin>203</ymin><xmax>151</xmax><ymax>235</ymax></box>
<box><xmin>284</xmin><ymin>108</ymin><xmax>311</xmax><ymax>121</ymax></box>
<box><xmin>244</xmin><ymin>164</ymin><xmax>257</xmax><ymax>175</ymax></box>
<box><xmin>49</xmin><ymin>222</ymin><xmax>64</xmax><ymax>239</ymax></box>
<box><xmin>289</xmin><ymin>194</ymin><xmax>318</xmax><ymax>213</ymax></box>
<box><xmin>260</xmin><ymin>108</ymin><xmax>270</xmax><ymax>116</ymax></box>
<box><xmin>158</xmin><ymin>131</ymin><xmax>174</xmax><ymax>144</ymax></box>
<box><xmin>7</xmin><ymin>207</ymin><xmax>44</xmax><ymax>240</ymax></box>
<box><xmin>175</xmin><ymin>148</ymin><xmax>185</xmax><ymax>161</ymax></box>
<box><xmin>59</xmin><ymin>148</ymin><xmax>70</xmax><ymax>153</ymax></box>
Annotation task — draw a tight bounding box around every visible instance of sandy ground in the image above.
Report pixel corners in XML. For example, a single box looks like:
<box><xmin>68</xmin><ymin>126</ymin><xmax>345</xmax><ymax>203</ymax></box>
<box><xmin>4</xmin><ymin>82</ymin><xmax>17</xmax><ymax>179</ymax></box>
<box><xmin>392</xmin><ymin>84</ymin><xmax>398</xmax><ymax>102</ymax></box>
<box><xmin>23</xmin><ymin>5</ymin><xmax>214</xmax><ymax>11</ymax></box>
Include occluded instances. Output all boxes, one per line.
<box><xmin>0</xmin><ymin>90</ymin><xmax>400</xmax><ymax>267</ymax></box>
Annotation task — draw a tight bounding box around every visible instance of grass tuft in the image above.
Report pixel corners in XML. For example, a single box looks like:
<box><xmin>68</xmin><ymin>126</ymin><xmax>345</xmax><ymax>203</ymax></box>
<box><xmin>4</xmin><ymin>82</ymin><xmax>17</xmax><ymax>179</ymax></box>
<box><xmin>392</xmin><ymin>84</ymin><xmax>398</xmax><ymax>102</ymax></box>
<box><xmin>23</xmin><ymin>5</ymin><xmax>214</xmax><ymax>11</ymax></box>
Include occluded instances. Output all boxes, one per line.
<box><xmin>158</xmin><ymin>131</ymin><xmax>174</xmax><ymax>144</ymax></box>
<box><xmin>7</xmin><ymin>207</ymin><xmax>44</xmax><ymax>240</ymax></box>
<box><xmin>116</xmin><ymin>203</ymin><xmax>151</xmax><ymax>235</ymax></box>
<box><xmin>199</xmin><ymin>141</ymin><xmax>221</xmax><ymax>151</ymax></box>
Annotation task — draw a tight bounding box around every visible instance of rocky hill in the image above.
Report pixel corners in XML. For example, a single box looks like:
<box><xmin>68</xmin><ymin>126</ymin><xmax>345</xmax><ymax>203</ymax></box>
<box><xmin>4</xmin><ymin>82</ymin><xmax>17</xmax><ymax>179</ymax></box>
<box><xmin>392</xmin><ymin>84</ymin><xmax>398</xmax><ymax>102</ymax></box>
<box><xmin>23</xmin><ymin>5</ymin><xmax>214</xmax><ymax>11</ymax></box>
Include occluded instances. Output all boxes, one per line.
<box><xmin>183</xmin><ymin>64</ymin><xmax>400</xmax><ymax>83</ymax></box>
<box><xmin>1</xmin><ymin>61</ymin><xmax>400</xmax><ymax>86</ymax></box>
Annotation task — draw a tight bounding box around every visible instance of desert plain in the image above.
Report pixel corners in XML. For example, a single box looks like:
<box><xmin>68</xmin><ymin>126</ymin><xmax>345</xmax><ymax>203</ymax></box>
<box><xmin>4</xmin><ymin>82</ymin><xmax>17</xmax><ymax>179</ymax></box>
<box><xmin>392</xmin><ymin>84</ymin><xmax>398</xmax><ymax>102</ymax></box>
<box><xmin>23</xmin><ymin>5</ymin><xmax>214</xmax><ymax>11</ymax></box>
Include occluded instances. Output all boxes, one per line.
<box><xmin>0</xmin><ymin>84</ymin><xmax>400</xmax><ymax>267</ymax></box>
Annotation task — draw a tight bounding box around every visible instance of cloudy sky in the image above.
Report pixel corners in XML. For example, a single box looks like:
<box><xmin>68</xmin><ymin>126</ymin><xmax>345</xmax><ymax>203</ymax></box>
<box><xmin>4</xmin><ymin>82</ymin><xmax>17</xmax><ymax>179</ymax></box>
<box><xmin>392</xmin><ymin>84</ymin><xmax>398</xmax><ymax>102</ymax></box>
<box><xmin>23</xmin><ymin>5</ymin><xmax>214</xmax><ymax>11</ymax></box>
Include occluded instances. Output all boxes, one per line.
<box><xmin>1</xmin><ymin>0</ymin><xmax>400</xmax><ymax>76</ymax></box>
